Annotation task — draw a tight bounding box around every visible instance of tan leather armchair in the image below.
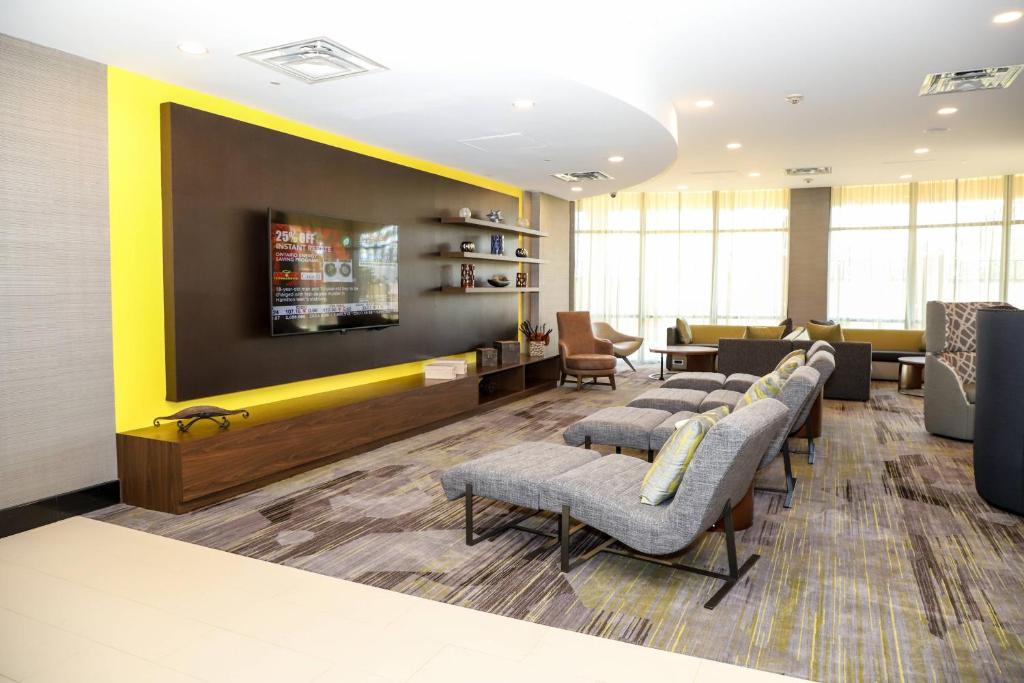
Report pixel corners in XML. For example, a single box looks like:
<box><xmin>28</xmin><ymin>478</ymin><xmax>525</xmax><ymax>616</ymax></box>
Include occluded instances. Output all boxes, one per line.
<box><xmin>556</xmin><ymin>311</ymin><xmax>617</xmax><ymax>391</ymax></box>
<box><xmin>592</xmin><ymin>321</ymin><xmax>644</xmax><ymax>371</ymax></box>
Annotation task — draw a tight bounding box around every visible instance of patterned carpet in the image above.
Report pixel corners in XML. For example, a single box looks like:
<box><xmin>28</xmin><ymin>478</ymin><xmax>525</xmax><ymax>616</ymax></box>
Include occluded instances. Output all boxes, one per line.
<box><xmin>91</xmin><ymin>366</ymin><xmax>1024</xmax><ymax>681</ymax></box>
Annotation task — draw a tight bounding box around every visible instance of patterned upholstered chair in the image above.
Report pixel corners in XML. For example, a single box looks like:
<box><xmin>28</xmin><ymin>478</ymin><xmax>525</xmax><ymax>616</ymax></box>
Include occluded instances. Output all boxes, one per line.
<box><xmin>557</xmin><ymin>311</ymin><xmax>617</xmax><ymax>391</ymax></box>
<box><xmin>924</xmin><ymin>301</ymin><xmax>1013</xmax><ymax>441</ymax></box>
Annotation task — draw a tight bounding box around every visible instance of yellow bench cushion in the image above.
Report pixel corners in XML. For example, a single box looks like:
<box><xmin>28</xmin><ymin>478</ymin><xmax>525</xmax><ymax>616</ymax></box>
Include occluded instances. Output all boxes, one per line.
<box><xmin>689</xmin><ymin>325</ymin><xmax>747</xmax><ymax>344</ymax></box>
<box><xmin>841</xmin><ymin>328</ymin><xmax>925</xmax><ymax>351</ymax></box>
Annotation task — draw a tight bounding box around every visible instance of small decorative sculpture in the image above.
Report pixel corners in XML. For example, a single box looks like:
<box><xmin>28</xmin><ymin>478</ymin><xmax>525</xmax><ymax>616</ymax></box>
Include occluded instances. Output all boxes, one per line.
<box><xmin>515</xmin><ymin>216</ymin><xmax>530</xmax><ymax>228</ymax></box>
<box><xmin>460</xmin><ymin>240</ymin><xmax>476</xmax><ymax>253</ymax></box>
<box><xmin>153</xmin><ymin>405</ymin><xmax>251</xmax><ymax>433</ymax></box>
<box><xmin>490</xmin><ymin>234</ymin><xmax>504</xmax><ymax>255</ymax></box>
<box><xmin>460</xmin><ymin>263</ymin><xmax>475</xmax><ymax>287</ymax></box>
<box><xmin>515</xmin><ymin>272</ymin><xmax>528</xmax><ymax>287</ymax></box>
<box><xmin>458</xmin><ymin>207</ymin><xmax>472</xmax><ymax>218</ymax></box>
<box><xmin>515</xmin><ymin>247</ymin><xmax>528</xmax><ymax>258</ymax></box>
<box><xmin>486</xmin><ymin>209</ymin><xmax>504</xmax><ymax>223</ymax></box>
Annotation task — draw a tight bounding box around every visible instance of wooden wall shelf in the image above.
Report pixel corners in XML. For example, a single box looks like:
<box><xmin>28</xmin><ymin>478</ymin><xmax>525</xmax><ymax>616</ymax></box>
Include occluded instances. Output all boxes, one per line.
<box><xmin>437</xmin><ymin>251</ymin><xmax>544</xmax><ymax>264</ymax></box>
<box><xmin>117</xmin><ymin>353</ymin><xmax>561</xmax><ymax>514</ymax></box>
<box><xmin>440</xmin><ymin>216</ymin><xmax>548</xmax><ymax>238</ymax></box>
<box><xmin>439</xmin><ymin>287</ymin><xmax>540</xmax><ymax>294</ymax></box>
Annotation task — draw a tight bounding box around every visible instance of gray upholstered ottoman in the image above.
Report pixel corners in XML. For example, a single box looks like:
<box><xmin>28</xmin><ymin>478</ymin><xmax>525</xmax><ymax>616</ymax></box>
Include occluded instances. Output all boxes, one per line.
<box><xmin>663</xmin><ymin>372</ymin><xmax>725</xmax><ymax>393</ymax></box>
<box><xmin>649</xmin><ymin>411</ymin><xmax>697</xmax><ymax>451</ymax></box>
<box><xmin>440</xmin><ymin>442</ymin><xmax>601</xmax><ymax>545</ymax></box>
<box><xmin>627</xmin><ymin>388</ymin><xmax>706</xmax><ymax>413</ymax></box>
<box><xmin>700</xmin><ymin>389</ymin><xmax>743</xmax><ymax>411</ymax></box>
<box><xmin>724</xmin><ymin>373</ymin><xmax>759</xmax><ymax>393</ymax></box>
<box><xmin>562</xmin><ymin>406</ymin><xmax>669</xmax><ymax>455</ymax></box>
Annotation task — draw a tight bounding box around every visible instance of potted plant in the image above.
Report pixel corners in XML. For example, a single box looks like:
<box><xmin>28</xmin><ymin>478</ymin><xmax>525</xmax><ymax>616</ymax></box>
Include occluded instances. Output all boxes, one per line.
<box><xmin>519</xmin><ymin>320</ymin><xmax>551</xmax><ymax>357</ymax></box>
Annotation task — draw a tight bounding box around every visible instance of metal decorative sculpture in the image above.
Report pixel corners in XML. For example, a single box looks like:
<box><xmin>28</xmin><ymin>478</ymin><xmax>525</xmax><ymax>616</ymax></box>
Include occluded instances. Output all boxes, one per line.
<box><xmin>486</xmin><ymin>209</ymin><xmax>504</xmax><ymax>223</ymax></box>
<box><xmin>153</xmin><ymin>405</ymin><xmax>251</xmax><ymax>433</ymax></box>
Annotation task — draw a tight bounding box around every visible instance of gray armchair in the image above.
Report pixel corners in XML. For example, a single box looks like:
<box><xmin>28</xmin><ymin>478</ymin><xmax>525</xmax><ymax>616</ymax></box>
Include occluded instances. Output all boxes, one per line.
<box><xmin>541</xmin><ymin>398</ymin><xmax>789</xmax><ymax>609</ymax></box>
<box><xmin>924</xmin><ymin>301</ymin><xmax>1012</xmax><ymax>441</ymax></box>
<box><xmin>591</xmin><ymin>321</ymin><xmax>644</xmax><ymax>371</ymax></box>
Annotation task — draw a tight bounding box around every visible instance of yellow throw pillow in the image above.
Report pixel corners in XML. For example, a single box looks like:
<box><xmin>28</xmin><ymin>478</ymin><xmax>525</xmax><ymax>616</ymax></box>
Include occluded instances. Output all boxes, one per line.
<box><xmin>774</xmin><ymin>349</ymin><xmax>806</xmax><ymax>380</ymax></box>
<box><xmin>640</xmin><ymin>406</ymin><xmax>730</xmax><ymax>505</ymax></box>
<box><xmin>675</xmin><ymin>318</ymin><xmax>693</xmax><ymax>344</ymax></box>
<box><xmin>736</xmin><ymin>371</ymin><xmax>784</xmax><ymax>410</ymax></box>
<box><xmin>806</xmin><ymin>321</ymin><xmax>844</xmax><ymax>342</ymax></box>
<box><xmin>743</xmin><ymin>325</ymin><xmax>786</xmax><ymax>340</ymax></box>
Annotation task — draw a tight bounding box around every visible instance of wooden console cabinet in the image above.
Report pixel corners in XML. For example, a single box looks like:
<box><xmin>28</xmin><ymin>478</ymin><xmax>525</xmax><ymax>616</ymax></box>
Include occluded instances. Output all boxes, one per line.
<box><xmin>118</xmin><ymin>354</ymin><xmax>560</xmax><ymax>513</ymax></box>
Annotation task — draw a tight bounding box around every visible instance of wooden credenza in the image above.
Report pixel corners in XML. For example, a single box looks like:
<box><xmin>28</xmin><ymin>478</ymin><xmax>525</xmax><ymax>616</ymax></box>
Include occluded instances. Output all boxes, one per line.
<box><xmin>117</xmin><ymin>354</ymin><xmax>560</xmax><ymax>513</ymax></box>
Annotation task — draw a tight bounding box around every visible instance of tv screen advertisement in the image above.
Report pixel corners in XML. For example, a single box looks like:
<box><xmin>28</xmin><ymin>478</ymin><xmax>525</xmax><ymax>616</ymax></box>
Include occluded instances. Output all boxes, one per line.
<box><xmin>269</xmin><ymin>209</ymin><xmax>399</xmax><ymax>336</ymax></box>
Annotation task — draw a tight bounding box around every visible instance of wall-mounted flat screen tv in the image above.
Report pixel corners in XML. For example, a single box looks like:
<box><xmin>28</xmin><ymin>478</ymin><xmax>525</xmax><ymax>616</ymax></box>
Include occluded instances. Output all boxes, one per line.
<box><xmin>269</xmin><ymin>209</ymin><xmax>399</xmax><ymax>336</ymax></box>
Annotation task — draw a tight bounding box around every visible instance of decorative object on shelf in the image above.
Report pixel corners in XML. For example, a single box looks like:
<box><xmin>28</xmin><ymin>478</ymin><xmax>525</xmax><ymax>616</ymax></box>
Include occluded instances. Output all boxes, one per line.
<box><xmin>458</xmin><ymin>207</ymin><xmax>472</xmax><ymax>218</ymax></box>
<box><xmin>460</xmin><ymin>263</ymin><xmax>475</xmax><ymax>288</ymax></box>
<box><xmin>495</xmin><ymin>339</ymin><xmax>520</xmax><ymax>365</ymax></box>
<box><xmin>486</xmin><ymin>209</ymin><xmax>504</xmax><ymax>223</ymax></box>
<box><xmin>515</xmin><ymin>272</ymin><xmax>528</xmax><ymax>287</ymax></box>
<box><xmin>490</xmin><ymin>234</ymin><xmax>504</xmax><ymax>255</ymax></box>
<box><xmin>476</xmin><ymin>347</ymin><xmax>498</xmax><ymax>367</ymax></box>
<box><xmin>153</xmin><ymin>405</ymin><xmax>250</xmax><ymax>433</ymax></box>
<box><xmin>515</xmin><ymin>216</ymin><xmax>531</xmax><ymax>228</ymax></box>
<box><xmin>488</xmin><ymin>275</ymin><xmax>511</xmax><ymax>288</ymax></box>
<box><xmin>460</xmin><ymin>240</ymin><xmax>476</xmax><ymax>253</ymax></box>
<box><xmin>515</xmin><ymin>247</ymin><xmax>528</xmax><ymax>258</ymax></box>
<box><xmin>519</xmin><ymin>320</ymin><xmax>551</xmax><ymax>358</ymax></box>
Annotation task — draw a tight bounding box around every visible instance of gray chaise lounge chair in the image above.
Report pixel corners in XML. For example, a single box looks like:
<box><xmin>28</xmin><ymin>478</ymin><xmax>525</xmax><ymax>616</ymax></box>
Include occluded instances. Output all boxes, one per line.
<box><xmin>543</xmin><ymin>399</ymin><xmax>789</xmax><ymax>609</ymax></box>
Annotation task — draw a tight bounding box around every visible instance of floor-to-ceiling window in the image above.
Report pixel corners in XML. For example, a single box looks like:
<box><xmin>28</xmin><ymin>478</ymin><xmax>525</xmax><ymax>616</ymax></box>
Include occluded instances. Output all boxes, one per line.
<box><xmin>575</xmin><ymin>189</ymin><xmax>790</xmax><ymax>358</ymax></box>
<box><xmin>1009</xmin><ymin>174</ymin><xmax>1024</xmax><ymax>305</ymax></box>
<box><xmin>828</xmin><ymin>174</ymin><xmax>1023</xmax><ymax>328</ymax></box>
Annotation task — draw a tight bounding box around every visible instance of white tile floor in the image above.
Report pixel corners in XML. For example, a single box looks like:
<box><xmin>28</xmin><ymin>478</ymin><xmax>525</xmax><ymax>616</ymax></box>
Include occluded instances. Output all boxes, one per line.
<box><xmin>0</xmin><ymin>518</ymin><xmax>806</xmax><ymax>682</ymax></box>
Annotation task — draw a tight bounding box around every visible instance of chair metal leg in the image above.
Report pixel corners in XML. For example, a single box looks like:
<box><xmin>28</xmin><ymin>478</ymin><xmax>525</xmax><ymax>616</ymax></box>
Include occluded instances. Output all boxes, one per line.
<box><xmin>615</xmin><ymin>446</ymin><xmax>622</xmax><ymax>454</ymax></box>
<box><xmin>560</xmin><ymin>500</ymin><xmax>760</xmax><ymax>609</ymax></box>
<box><xmin>647</xmin><ymin>449</ymin><xmax>654</xmax><ymax>463</ymax></box>
<box><xmin>807</xmin><ymin>437</ymin><xmax>816</xmax><ymax>464</ymax></box>
<box><xmin>622</xmin><ymin>356</ymin><xmax>636</xmax><ymax>371</ymax></box>
<box><xmin>782</xmin><ymin>442</ymin><xmax>796</xmax><ymax>508</ymax></box>
<box><xmin>559</xmin><ymin>372</ymin><xmax>566</xmax><ymax>386</ymax></box>
<box><xmin>464</xmin><ymin>483</ymin><xmax>552</xmax><ymax>546</ymax></box>
<box><xmin>584</xmin><ymin>436</ymin><xmax>591</xmax><ymax>449</ymax></box>
<box><xmin>560</xmin><ymin>505</ymin><xmax>571</xmax><ymax>572</ymax></box>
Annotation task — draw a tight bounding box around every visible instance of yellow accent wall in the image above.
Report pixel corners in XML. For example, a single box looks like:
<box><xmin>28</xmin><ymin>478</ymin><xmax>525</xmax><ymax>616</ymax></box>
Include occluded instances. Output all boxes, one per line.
<box><xmin>108</xmin><ymin>67</ymin><xmax>521</xmax><ymax>432</ymax></box>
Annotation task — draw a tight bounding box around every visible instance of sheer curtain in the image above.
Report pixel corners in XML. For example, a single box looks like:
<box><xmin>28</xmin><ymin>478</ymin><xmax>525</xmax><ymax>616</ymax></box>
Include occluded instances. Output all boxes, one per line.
<box><xmin>1008</xmin><ymin>174</ymin><xmax>1024</xmax><ymax>307</ymax></box>
<box><xmin>575</xmin><ymin>189</ymin><xmax>790</xmax><ymax>360</ymax></box>
<box><xmin>641</xmin><ymin>191</ymin><xmax>714</xmax><ymax>351</ymax></box>
<box><xmin>574</xmin><ymin>194</ymin><xmax>643</xmax><ymax>335</ymax></box>
<box><xmin>828</xmin><ymin>183</ymin><xmax>911</xmax><ymax>328</ymax></box>
<box><xmin>910</xmin><ymin>176</ymin><xmax>1004</xmax><ymax>326</ymax></box>
<box><xmin>828</xmin><ymin>175</ymin><xmax>1017</xmax><ymax>327</ymax></box>
<box><xmin>715</xmin><ymin>189</ymin><xmax>790</xmax><ymax>324</ymax></box>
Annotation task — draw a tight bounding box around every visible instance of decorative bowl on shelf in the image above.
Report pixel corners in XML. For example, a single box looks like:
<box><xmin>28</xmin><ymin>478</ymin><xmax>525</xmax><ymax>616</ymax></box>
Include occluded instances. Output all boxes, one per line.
<box><xmin>487</xmin><ymin>276</ymin><xmax>511</xmax><ymax>288</ymax></box>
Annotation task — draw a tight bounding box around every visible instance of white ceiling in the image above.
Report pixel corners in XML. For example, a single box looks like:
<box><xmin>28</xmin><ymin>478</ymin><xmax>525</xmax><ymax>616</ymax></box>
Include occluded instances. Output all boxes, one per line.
<box><xmin>2</xmin><ymin>0</ymin><xmax>1023</xmax><ymax>199</ymax></box>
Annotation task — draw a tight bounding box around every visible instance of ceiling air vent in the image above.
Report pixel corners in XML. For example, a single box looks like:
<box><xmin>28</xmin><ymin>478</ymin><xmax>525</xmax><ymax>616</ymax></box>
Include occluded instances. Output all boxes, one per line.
<box><xmin>551</xmin><ymin>171</ymin><xmax>614</xmax><ymax>183</ymax></box>
<box><xmin>919</xmin><ymin>65</ymin><xmax>1022</xmax><ymax>96</ymax></box>
<box><xmin>785</xmin><ymin>166</ymin><xmax>832</xmax><ymax>176</ymax></box>
<box><xmin>240</xmin><ymin>37</ymin><xmax>386</xmax><ymax>84</ymax></box>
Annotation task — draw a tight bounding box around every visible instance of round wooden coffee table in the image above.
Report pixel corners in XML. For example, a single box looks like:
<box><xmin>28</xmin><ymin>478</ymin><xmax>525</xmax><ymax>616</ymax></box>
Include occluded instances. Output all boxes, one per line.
<box><xmin>648</xmin><ymin>345</ymin><xmax>719</xmax><ymax>380</ymax></box>
<box><xmin>898</xmin><ymin>356</ymin><xmax>926</xmax><ymax>396</ymax></box>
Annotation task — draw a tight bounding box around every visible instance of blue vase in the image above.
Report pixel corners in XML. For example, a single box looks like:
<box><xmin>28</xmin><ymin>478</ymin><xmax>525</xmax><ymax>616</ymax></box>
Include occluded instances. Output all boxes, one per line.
<box><xmin>490</xmin><ymin>234</ymin><xmax>504</xmax><ymax>255</ymax></box>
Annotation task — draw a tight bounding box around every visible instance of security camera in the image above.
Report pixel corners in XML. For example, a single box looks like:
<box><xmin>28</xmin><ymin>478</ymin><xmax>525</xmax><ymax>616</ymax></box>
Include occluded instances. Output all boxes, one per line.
<box><xmin>610</xmin><ymin>192</ymin><xmax>618</xmax><ymax>198</ymax></box>
<box><xmin>785</xmin><ymin>93</ymin><xmax>805</xmax><ymax>105</ymax></box>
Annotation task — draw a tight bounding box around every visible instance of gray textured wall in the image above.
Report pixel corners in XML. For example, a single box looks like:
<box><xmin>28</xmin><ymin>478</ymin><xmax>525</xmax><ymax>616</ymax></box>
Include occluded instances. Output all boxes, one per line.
<box><xmin>787</xmin><ymin>187</ymin><xmax>832</xmax><ymax>326</ymax></box>
<box><xmin>525</xmin><ymin>192</ymin><xmax>571</xmax><ymax>349</ymax></box>
<box><xmin>0</xmin><ymin>34</ymin><xmax>115</xmax><ymax>508</ymax></box>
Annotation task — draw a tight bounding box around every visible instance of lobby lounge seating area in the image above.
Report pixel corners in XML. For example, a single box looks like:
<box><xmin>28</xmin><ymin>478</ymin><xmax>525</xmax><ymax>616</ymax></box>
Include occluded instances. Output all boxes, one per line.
<box><xmin>3</xmin><ymin>3</ymin><xmax>1024</xmax><ymax>683</ymax></box>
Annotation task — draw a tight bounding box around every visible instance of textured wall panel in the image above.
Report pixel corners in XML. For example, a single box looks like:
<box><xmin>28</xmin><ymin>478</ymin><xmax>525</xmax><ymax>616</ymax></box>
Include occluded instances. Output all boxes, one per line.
<box><xmin>787</xmin><ymin>187</ymin><xmax>831</xmax><ymax>326</ymax></box>
<box><xmin>0</xmin><ymin>35</ymin><xmax>114</xmax><ymax>508</ymax></box>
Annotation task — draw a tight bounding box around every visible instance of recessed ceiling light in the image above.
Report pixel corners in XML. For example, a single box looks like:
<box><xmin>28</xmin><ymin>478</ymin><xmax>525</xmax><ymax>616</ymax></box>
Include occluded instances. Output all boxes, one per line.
<box><xmin>924</xmin><ymin>127</ymin><xmax>949</xmax><ymax>134</ymax></box>
<box><xmin>676</xmin><ymin>184</ymin><xmax>689</xmax><ymax>190</ymax></box>
<box><xmin>177</xmin><ymin>41</ymin><xmax>208</xmax><ymax>55</ymax></box>
<box><xmin>993</xmin><ymin>10</ymin><xmax>1023</xmax><ymax>23</ymax></box>
<box><xmin>726</xmin><ymin>142</ymin><xmax>742</xmax><ymax>150</ymax></box>
<box><xmin>914</xmin><ymin>147</ymin><xmax>930</xmax><ymax>154</ymax></box>
<box><xmin>607</xmin><ymin>155</ymin><xmax>624</xmax><ymax>163</ymax></box>
<box><xmin>512</xmin><ymin>99</ymin><xmax>535</xmax><ymax>110</ymax></box>
<box><xmin>748</xmin><ymin>172</ymin><xmax>761</xmax><ymax>177</ymax></box>
<box><xmin>570</xmin><ymin>186</ymin><xmax>583</xmax><ymax>192</ymax></box>
<box><xmin>900</xmin><ymin>174</ymin><xmax>913</xmax><ymax>179</ymax></box>
<box><xmin>695</xmin><ymin>99</ymin><xmax>714</xmax><ymax>109</ymax></box>
<box><xmin>937</xmin><ymin>106</ymin><xmax>958</xmax><ymax>115</ymax></box>
<box><xmin>269</xmin><ymin>81</ymin><xmax>281</xmax><ymax>86</ymax></box>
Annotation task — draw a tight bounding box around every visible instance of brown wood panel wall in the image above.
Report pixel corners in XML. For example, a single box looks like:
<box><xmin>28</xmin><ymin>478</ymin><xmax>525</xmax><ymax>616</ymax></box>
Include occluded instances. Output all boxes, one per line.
<box><xmin>161</xmin><ymin>103</ymin><xmax>520</xmax><ymax>400</ymax></box>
